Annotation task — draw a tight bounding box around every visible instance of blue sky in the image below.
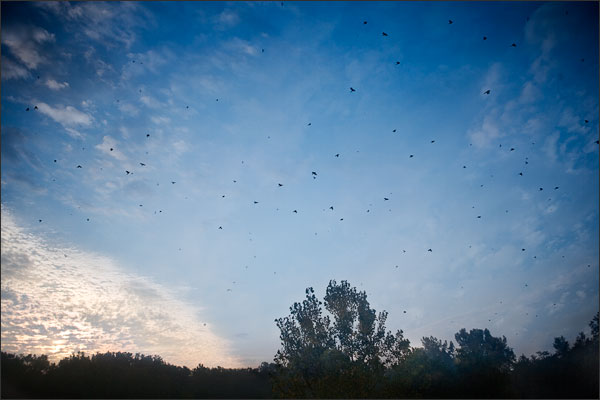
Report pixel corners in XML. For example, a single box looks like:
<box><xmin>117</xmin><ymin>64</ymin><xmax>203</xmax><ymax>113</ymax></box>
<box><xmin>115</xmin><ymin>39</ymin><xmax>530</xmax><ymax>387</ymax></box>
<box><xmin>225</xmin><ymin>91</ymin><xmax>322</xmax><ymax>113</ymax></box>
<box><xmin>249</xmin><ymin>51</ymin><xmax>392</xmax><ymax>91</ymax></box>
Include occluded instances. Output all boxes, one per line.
<box><xmin>1</xmin><ymin>1</ymin><xmax>598</xmax><ymax>368</ymax></box>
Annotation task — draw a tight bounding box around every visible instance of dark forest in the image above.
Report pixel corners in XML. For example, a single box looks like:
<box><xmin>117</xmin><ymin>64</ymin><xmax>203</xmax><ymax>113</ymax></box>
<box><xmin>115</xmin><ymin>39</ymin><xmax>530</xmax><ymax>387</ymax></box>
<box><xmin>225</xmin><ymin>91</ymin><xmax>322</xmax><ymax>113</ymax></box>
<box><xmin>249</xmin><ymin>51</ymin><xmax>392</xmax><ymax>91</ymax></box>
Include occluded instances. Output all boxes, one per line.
<box><xmin>2</xmin><ymin>280</ymin><xmax>598</xmax><ymax>398</ymax></box>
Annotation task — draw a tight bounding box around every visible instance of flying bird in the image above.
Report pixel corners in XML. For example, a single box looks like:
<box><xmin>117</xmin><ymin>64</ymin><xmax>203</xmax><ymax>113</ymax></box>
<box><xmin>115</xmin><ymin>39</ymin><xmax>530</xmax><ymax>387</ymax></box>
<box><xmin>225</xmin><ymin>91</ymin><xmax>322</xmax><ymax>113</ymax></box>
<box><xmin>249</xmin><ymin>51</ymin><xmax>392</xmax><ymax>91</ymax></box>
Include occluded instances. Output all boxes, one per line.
<box><xmin>510</xmin><ymin>148</ymin><xmax>515</xmax><ymax>151</ymax></box>
<box><xmin>312</xmin><ymin>171</ymin><xmax>317</xmax><ymax>176</ymax></box>
<box><xmin>110</xmin><ymin>148</ymin><xmax>113</xmax><ymax>151</ymax></box>
<box><xmin>511</xmin><ymin>43</ymin><xmax>517</xmax><ymax>47</ymax></box>
<box><xmin>428</xmin><ymin>249</ymin><xmax>432</xmax><ymax>252</ymax></box>
<box><xmin>431</xmin><ymin>140</ymin><xmax>435</xmax><ymax>143</ymax></box>
<box><xmin>483</xmin><ymin>89</ymin><xmax>491</xmax><ymax>94</ymax></box>
<box><xmin>539</xmin><ymin>187</ymin><xmax>543</xmax><ymax>191</ymax></box>
<box><xmin>477</xmin><ymin>216</ymin><xmax>481</xmax><ymax>218</ymax></box>
<box><xmin>483</xmin><ymin>36</ymin><xmax>487</xmax><ymax>40</ymax></box>
<box><xmin>77</xmin><ymin>165</ymin><xmax>82</xmax><ymax>168</ymax></box>
<box><xmin>218</xmin><ymin>226</ymin><xmax>223</xmax><ymax>229</ymax></box>
<box><xmin>384</xmin><ymin>198</ymin><xmax>389</xmax><ymax>201</ymax></box>
<box><xmin>519</xmin><ymin>172</ymin><xmax>523</xmax><ymax>176</ymax></box>
<box><xmin>278</xmin><ymin>183</ymin><xmax>283</xmax><ymax>186</ymax></box>
<box><xmin>171</xmin><ymin>181</ymin><xmax>176</xmax><ymax>184</ymax></box>
<box><xmin>350</xmin><ymin>87</ymin><xmax>356</xmax><ymax>92</ymax></box>
<box><xmin>146</xmin><ymin>134</ymin><xmax>150</xmax><ymax>137</ymax></box>
<box><xmin>54</xmin><ymin>160</ymin><xmax>57</xmax><ymax>163</ymax></box>
<box><xmin>382</xmin><ymin>32</ymin><xmax>388</xmax><ymax>36</ymax></box>
<box><xmin>39</xmin><ymin>219</ymin><xmax>42</xmax><ymax>223</ymax></box>
<box><xmin>26</xmin><ymin>107</ymin><xmax>30</xmax><ymax>111</ymax></box>
<box><xmin>140</xmin><ymin>163</ymin><xmax>146</xmax><ymax>166</ymax></box>
<box><xmin>293</xmin><ymin>210</ymin><xmax>298</xmax><ymax>213</ymax></box>
<box><xmin>329</xmin><ymin>206</ymin><xmax>334</xmax><ymax>210</ymax></box>
<box><xmin>448</xmin><ymin>19</ymin><xmax>453</xmax><ymax>24</ymax></box>
<box><xmin>393</xmin><ymin>129</ymin><xmax>396</xmax><ymax>132</ymax></box>
<box><xmin>554</xmin><ymin>186</ymin><xmax>559</xmax><ymax>190</ymax></box>
<box><xmin>253</xmin><ymin>201</ymin><xmax>259</xmax><ymax>204</ymax></box>
<box><xmin>335</xmin><ymin>154</ymin><xmax>339</xmax><ymax>157</ymax></box>
<box><xmin>463</xmin><ymin>166</ymin><xmax>466</xmax><ymax>168</ymax></box>
<box><xmin>584</xmin><ymin>119</ymin><xmax>589</xmax><ymax>123</ymax></box>
<box><xmin>396</xmin><ymin>61</ymin><xmax>400</xmax><ymax>65</ymax></box>
<box><xmin>363</xmin><ymin>21</ymin><xmax>367</xmax><ymax>24</ymax></box>
<box><xmin>34</xmin><ymin>106</ymin><xmax>38</xmax><ymax>110</ymax></box>
<box><xmin>126</xmin><ymin>170</ymin><xmax>130</xmax><ymax>175</ymax></box>
<box><xmin>307</xmin><ymin>122</ymin><xmax>311</xmax><ymax>126</ymax></box>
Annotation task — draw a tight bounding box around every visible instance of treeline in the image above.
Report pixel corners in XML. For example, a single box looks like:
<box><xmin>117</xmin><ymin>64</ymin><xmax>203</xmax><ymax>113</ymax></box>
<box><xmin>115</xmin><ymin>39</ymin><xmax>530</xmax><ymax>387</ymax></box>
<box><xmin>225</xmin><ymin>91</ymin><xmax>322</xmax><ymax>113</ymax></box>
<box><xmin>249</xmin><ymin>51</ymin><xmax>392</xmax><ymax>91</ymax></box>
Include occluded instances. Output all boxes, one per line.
<box><xmin>2</xmin><ymin>281</ymin><xmax>598</xmax><ymax>398</ymax></box>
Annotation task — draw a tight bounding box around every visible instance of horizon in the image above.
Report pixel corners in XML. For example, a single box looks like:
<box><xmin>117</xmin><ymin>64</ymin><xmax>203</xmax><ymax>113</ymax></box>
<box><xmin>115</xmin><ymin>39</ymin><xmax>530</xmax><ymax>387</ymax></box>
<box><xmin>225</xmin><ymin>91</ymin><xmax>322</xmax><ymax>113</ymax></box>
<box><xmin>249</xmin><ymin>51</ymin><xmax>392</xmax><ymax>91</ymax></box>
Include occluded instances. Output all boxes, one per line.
<box><xmin>1</xmin><ymin>1</ymin><xmax>599</xmax><ymax>369</ymax></box>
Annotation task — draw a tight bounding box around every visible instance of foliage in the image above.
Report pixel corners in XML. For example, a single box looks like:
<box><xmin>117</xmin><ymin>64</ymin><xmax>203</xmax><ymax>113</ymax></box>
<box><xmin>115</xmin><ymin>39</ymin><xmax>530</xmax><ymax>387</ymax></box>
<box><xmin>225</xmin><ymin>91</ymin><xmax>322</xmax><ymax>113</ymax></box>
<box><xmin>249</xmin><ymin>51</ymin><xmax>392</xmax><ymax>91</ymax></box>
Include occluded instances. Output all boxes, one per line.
<box><xmin>1</xmin><ymin>285</ymin><xmax>598</xmax><ymax>399</ymax></box>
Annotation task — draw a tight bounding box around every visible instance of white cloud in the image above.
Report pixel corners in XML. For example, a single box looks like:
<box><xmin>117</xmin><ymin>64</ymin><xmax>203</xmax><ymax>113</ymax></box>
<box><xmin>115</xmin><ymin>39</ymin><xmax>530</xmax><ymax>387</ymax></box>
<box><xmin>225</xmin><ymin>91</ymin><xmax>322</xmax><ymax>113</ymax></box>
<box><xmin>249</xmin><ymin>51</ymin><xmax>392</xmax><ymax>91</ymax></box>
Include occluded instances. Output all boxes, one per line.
<box><xmin>95</xmin><ymin>136</ymin><xmax>126</xmax><ymax>161</ymax></box>
<box><xmin>118</xmin><ymin>102</ymin><xmax>139</xmax><ymax>116</ymax></box>
<box><xmin>1</xmin><ymin>57</ymin><xmax>31</xmax><ymax>80</ymax></box>
<box><xmin>213</xmin><ymin>9</ymin><xmax>240</xmax><ymax>30</ymax></box>
<box><xmin>2</xmin><ymin>25</ymin><xmax>55</xmax><ymax>69</ymax></box>
<box><xmin>45</xmin><ymin>79</ymin><xmax>70</xmax><ymax>90</ymax></box>
<box><xmin>0</xmin><ymin>207</ymin><xmax>240</xmax><ymax>368</ymax></box>
<box><xmin>173</xmin><ymin>140</ymin><xmax>188</xmax><ymax>155</ymax></box>
<box><xmin>36</xmin><ymin>102</ymin><xmax>93</xmax><ymax>128</ymax></box>
<box><xmin>151</xmin><ymin>116</ymin><xmax>171</xmax><ymax>125</ymax></box>
<box><xmin>468</xmin><ymin>114</ymin><xmax>502</xmax><ymax>148</ymax></box>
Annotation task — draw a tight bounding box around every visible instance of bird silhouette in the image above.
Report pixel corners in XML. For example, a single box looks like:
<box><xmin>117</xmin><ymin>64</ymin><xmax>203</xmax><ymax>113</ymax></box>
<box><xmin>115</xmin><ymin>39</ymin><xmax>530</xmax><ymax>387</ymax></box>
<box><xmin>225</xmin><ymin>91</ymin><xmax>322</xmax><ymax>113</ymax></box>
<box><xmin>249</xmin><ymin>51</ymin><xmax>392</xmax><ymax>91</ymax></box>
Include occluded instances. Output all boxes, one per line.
<box><xmin>312</xmin><ymin>171</ymin><xmax>317</xmax><ymax>176</ymax></box>
<box><xmin>329</xmin><ymin>206</ymin><xmax>334</xmax><ymax>210</ymax></box>
<box><xmin>140</xmin><ymin>163</ymin><xmax>146</xmax><ymax>166</ymax></box>
<box><xmin>431</xmin><ymin>140</ymin><xmax>435</xmax><ymax>143</ymax></box>
<box><xmin>396</xmin><ymin>61</ymin><xmax>400</xmax><ymax>65</ymax></box>
<box><xmin>384</xmin><ymin>198</ymin><xmax>389</xmax><ymax>201</ymax></box>
<box><xmin>293</xmin><ymin>210</ymin><xmax>298</xmax><ymax>213</ymax></box>
<box><xmin>278</xmin><ymin>183</ymin><xmax>283</xmax><ymax>186</ymax></box>
<box><xmin>463</xmin><ymin>165</ymin><xmax>466</xmax><ymax>168</ymax></box>
<box><xmin>477</xmin><ymin>216</ymin><xmax>481</xmax><ymax>218</ymax></box>
<box><xmin>218</xmin><ymin>226</ymin><xmax>223</xmax><ymax>229</ymax></box>
<box><xmin>393</xmin><ymin>129</ymin><xmax>396</xmax><ymax>132</ymax></box>
<box><xmin>340</xmin><ymin>218</ymin><xmax>344</xmax><ymax>221</ymax></box>
<box><xmin>483</xmin><ymin>36</ymin><xmax>487</xmax><ymax>40</ymax></box>
<box><xmin>428</xmin><ymin>249</ymin><xmax>432</xmax><ymax>252</ymax></box>
<box><xmin>77</xmin><ymin>165</ymin><xmax>82</xmax><ymax>168</ymax></box>
<box><xmin>26</xmin><ymin>107</ymin><xmax>30</xmax><ymax>111</ymax></box>
<box><xmin>510</xmin><ymin>148</ymin><xmax>515</xmax><ymax>151</ymax></box>
<box><xmin>146</xmin><ymin>134</ymin><xmax>150</xmax><ymax>137</ymax></box>
<box><xmin>448</xmin><ymin>19</ymin><xmax>453</xmax><ymax>24</ymax></box>
<box><xmin>126</xmin><ymin>171</ymin><xmax>130</xmax><ymax>175</ymax></box>
<box><xmin>110</xmin><ymin>148</ymin><xmax>113</xmax><ymax>151</ymax></box>
<box><xmin>350</xmin><ymin>87</ymin><xmax>356</xmax><ymax>92</ymax></box>
<box><xmin>539</xmin><ymin>187</ymin><xmax>543</xmax><ymax>191</ymax></box>
<box><xmin>519</xmin><ymin>172</ymin><xmax>523</xmax><ymax>176</ymax></box>
<box><xmin>554</xmin><ymin>186</ymin><xmax>559</xmax><ymax>190</ymax></box>
<box><xmin>335</xmin><ymin>154</ymin><xmax>339</xmax><ymax>157</ymax></box>
<box><xmin>382</xmin><ymin>32</ymin><xmax>388</xmax><ymax>36</ymax></box>
<box><xmin>54</xmin><ymin>160</ymin><xmax>57</xmax><ymax>163</ymax></box>
<box><xmin>307</xmin><ymin>122</ymin><xmax>311</xmax><ymax>126</ymax></box>
<box><xmin>522</xmin><ymin>248</ymin><xmax>526</xmax><ymax>251</ymax></box>
<box><xmin>38</xmin><ymin>219</ymin><xmax>42</xmax><ymax>223</ymax></box>
<box><xmin>34</xmin><ymin>106</ymin><xmax>38</xmax><ymax>110</ymax></box>
<box><xmin>511</xmin><ymin>43</ymin><xmax>517</xmax><ymax>47</ymax></box>
<box><xmin>483</xmin><ymin>89</ymin><xmax>491</xmax><ymax>94</ymax></box>
<box><xmin>403</xmin><ymin>310</ymin><xmax>407</xmax><ymax>313</ymax></box>
<box><xmin>363</xmin><ymin>21</ymin><xmax>367</xmax><ymax>24</ymax></box>
<box><xmin>409</xmin><ymin>154</ymin><xmax>413</xmax><ymax>158</ymax></box>
<box><xmin>585</xmin><ymin>120</ymin><xmax>589</xmax><ymax>123</ymax></box>
<box><xmin>253</xmin><ymin>201</ymin><xmax>259</xmax><ymax>204</ymax></box>
<box><xmin>171</xmin><ymin>181</ymin><xmax>176</xmax><ymax>184</ymax></box>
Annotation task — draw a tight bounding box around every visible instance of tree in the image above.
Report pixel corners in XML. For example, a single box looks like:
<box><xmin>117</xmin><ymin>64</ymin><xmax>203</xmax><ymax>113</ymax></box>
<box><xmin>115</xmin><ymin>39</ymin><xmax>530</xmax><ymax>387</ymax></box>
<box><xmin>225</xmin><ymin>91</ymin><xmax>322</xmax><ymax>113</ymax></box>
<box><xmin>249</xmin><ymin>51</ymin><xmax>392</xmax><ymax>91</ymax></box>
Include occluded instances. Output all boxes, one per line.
<box><xmin>272</xmin><ymin>280</ymin><xmax>410</xmax><ymax>398</ymax></box>
<box><xmin>454</xmin><ymin>328</ymin><xmax>515</xmax><ymax>397</ymax></box>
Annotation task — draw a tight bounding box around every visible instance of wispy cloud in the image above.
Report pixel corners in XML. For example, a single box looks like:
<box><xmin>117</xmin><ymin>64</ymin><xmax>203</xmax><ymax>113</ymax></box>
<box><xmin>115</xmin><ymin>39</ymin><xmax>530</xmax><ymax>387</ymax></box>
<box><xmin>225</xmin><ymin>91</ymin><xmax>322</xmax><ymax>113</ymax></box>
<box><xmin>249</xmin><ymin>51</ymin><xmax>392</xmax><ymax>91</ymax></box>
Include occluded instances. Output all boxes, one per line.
<box><xmin>1</xmin><ymin>24</ymin><xmax>55</xmax><ymax>70</ymax></box>
<box><xmin>44</xmin><ymin>79</ymin><xmax>70</xmax><ymax>90</ymax></box>
<box><xmin>0</xmin><ymin>207</ymin><xmax>241</xmax><ymax>368</ymax></box>
<box><xmin>36</xmin><ymin>102</ymin><xmax>93</xmax><ymax>132</ymax></box>
<box><xmin>1</xmin><ymin>57</ymin><xmax>31</xmax><ymax>80</ymax></box>
<box><xmin>213</xmin><ymin>9</ymin><xmax>240</xmax><ymax>30</ymax></box>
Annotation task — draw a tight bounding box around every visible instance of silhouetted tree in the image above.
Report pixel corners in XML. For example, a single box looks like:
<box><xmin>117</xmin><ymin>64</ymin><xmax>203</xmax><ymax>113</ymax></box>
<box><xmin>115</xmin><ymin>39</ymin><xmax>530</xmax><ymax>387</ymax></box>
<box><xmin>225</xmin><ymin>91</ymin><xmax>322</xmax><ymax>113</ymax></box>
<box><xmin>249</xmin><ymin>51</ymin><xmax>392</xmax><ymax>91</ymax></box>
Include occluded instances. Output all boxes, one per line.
<box><xmin>273</xmin><ymin>280</ymin><xmax>410</xmax><ymax>397</ymax></box>
<box><xmin>453</xmin><ymin>328</ymin><xmax>515</xmax><ymax>397</ymax></box>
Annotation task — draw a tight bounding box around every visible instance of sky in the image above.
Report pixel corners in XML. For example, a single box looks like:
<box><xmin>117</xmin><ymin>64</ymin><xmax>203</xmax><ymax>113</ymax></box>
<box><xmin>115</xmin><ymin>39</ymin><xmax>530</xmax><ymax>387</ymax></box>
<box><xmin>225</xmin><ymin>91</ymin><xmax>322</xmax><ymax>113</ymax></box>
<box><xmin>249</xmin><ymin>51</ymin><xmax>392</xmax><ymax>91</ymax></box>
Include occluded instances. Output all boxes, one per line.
<box><xmin>1</xmin><ymin>1</ymin><xmax>599</xmax><ymax>369</ymax></box>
